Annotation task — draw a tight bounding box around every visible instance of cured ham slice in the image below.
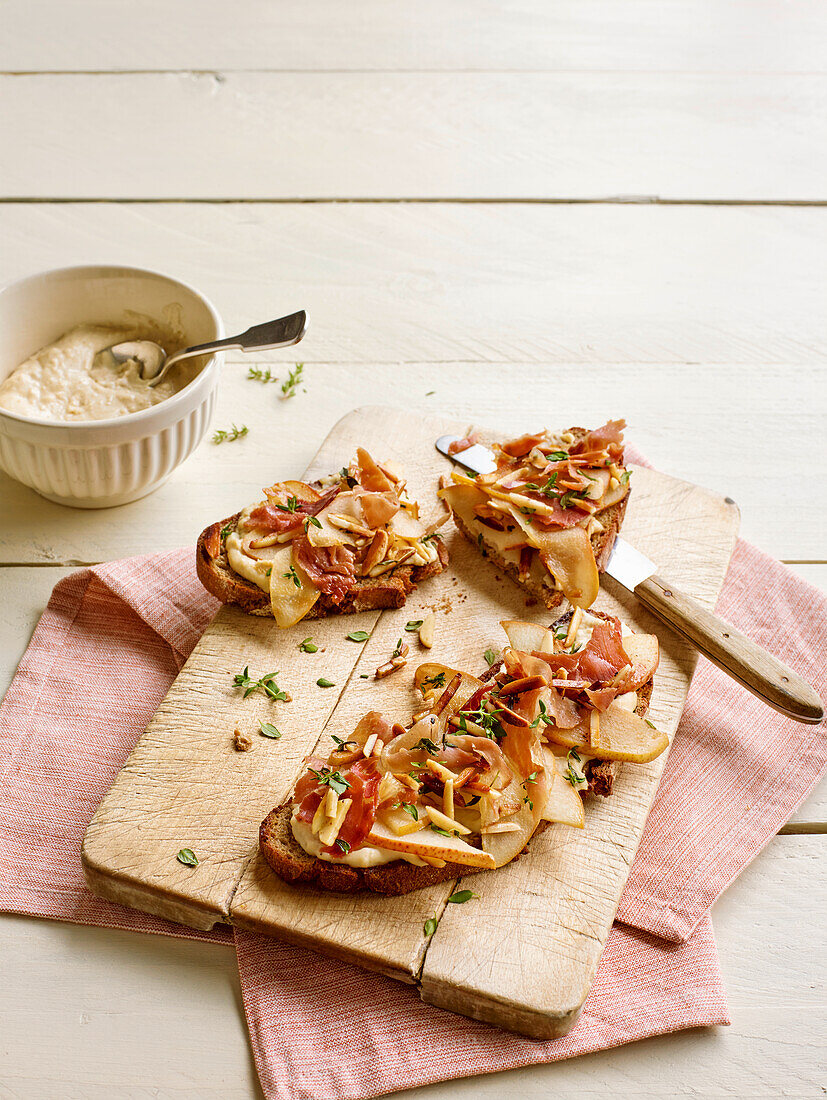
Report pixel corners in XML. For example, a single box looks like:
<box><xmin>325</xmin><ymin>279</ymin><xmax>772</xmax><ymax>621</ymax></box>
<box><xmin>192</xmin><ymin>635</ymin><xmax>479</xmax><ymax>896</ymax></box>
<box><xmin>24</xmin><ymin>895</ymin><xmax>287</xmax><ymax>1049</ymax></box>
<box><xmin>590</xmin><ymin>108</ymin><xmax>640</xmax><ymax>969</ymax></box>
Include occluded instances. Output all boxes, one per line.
<box><xmin>570</xmin><ymin>418</ymin><xmax>626</xmax><ymax>456</ymax></box>
<box><xmin>293</xmin><ymin>536</ymin><xmax>356</xmax><ymax>604</ymax></box>
<box><xmin>500</xmin><ymin>431</ymin><xmax>546</xmax><ymax>458</ymax></box>
<box><xmin>250</xmin><ymin>485</ymin><xmax>340</xmax><ymax>533</ymax></box>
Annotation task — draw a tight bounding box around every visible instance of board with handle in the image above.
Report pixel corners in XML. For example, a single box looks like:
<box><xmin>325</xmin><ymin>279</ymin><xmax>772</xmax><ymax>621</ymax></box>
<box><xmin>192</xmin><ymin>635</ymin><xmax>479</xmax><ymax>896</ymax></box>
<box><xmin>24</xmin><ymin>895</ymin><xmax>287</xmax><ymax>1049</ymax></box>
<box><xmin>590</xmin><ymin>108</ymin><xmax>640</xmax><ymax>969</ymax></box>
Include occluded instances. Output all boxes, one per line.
<box><xmin>83</xmin><ymin>405</ymin><xmax>740</xmax><ymax>1037</ymax></box>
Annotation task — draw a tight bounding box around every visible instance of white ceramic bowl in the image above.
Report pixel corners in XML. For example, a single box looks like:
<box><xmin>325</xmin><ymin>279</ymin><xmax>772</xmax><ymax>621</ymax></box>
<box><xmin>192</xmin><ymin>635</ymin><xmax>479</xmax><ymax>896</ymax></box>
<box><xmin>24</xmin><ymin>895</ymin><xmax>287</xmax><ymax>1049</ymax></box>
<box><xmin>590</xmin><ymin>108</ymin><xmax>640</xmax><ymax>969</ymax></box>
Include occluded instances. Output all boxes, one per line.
<box><xmin>0</xmin><ymin>265</ymin><xmax>224</xmax><ymax>508</ymax></box>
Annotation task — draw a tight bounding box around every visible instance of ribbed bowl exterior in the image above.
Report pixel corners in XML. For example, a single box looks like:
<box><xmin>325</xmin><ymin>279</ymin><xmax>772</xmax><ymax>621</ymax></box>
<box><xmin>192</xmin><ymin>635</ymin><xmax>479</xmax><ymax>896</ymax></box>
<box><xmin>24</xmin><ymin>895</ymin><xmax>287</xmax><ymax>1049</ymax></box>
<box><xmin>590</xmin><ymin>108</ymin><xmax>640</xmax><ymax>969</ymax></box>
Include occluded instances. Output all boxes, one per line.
<box><xmin>0</xmin><ymin>265</ymin><xmax>224</xmax><ymax>509</ymax></box>
<box><xmin>0</xmin><ymin>387</ymin><xmax>216</xmax><ymax>508</ymax></box>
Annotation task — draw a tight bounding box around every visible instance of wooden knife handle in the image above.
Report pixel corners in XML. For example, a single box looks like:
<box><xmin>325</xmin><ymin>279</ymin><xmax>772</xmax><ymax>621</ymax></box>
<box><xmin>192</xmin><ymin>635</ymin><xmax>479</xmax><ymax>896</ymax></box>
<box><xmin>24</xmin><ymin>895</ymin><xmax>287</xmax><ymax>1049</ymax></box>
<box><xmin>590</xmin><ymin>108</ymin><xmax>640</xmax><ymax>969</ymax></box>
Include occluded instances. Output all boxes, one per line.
<box><xmin>634</xmin><ymin>574</ymin><xmax>824</xmax><ymax>724</ymax></box>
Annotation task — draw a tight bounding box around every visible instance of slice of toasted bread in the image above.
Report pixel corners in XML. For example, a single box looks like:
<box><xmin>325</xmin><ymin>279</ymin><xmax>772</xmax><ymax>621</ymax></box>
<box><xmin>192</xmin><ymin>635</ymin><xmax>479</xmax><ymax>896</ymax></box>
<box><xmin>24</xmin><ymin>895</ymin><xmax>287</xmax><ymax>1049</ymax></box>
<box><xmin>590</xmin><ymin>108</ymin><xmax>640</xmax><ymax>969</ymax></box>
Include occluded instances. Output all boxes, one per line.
<box><xmin>258</xmin><ymin>612</ymin><xmax>654</xmax><ymax>895</ymax></box>
<box><xmin>197</xmin><ymin>513</ymin><xmax>449</xmax><ymax>620</ymax></box>
<box><xmin>450</xmin><ymin>426</ymin><xmax>629</xmax><ymax>612</ymax></box>
<box><xmin>258</xmin><ymin>802</ymin><xmax>551</xmax><ymax>896</ymax></box>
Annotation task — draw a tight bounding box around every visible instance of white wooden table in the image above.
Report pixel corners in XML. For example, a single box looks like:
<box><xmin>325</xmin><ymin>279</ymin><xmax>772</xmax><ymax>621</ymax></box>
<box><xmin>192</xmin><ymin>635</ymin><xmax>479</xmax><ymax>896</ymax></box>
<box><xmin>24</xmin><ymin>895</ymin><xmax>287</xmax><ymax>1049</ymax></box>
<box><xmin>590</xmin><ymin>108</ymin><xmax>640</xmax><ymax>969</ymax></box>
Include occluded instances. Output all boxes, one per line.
<box><xmin>1</xmin><ymin>4</ymin><xmax>825</xmax><ymax>1096</ymax></box>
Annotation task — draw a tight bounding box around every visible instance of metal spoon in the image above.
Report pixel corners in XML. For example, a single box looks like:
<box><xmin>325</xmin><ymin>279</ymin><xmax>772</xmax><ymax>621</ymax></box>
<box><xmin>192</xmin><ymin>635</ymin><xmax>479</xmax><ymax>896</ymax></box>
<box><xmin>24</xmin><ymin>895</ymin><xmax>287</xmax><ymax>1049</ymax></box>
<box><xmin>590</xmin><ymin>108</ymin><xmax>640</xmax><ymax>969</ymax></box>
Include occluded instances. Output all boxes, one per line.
<box><xmin>95</xmin><ymin>310</ymin><xmax>307</xmax><ymax>388</ymax></box>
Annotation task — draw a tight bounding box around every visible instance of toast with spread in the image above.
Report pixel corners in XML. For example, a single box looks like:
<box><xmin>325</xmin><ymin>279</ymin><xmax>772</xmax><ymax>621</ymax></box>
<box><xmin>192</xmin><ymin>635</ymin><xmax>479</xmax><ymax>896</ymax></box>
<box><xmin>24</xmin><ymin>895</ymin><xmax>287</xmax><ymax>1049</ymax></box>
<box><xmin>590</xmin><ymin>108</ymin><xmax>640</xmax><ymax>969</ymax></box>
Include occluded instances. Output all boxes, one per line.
<box><xmin>197</xmin><ymin>449</ymin><xmax>448</xmax><ymax>627</ymax></box>
<box><xmin>440</xmin><ymin>420</ymin><xmax>630</xmax><ymax>611</ymax></box>
<box><xmin>259</xmin><ymin>609</ymin><xmax>666</xmax><ymax>895</ymax></box>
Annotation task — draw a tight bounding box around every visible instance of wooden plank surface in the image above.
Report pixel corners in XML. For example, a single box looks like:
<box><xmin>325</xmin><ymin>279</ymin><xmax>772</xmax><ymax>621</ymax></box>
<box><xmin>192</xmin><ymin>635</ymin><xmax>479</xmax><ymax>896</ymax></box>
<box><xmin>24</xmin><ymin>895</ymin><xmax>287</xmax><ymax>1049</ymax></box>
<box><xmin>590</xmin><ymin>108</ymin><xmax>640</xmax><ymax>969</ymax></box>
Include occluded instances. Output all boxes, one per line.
<box><xmin>82</xmin><ymin>407</ymin><xmax>738</xmax><ymax>1036</ymax></box>
<box><xmin>4</xmin><ymin>73</ymin><xmax>827</xmax><ymax>199</ymax></box>
<box><xmin>6</xmin><ymin>0</ymin><xmax>827</xmax><ymax>73</ymax></box>
<box><xmin>3</xmin><ymin>204</ymin><xmax>824</xmax><ymax>368</ymax></box>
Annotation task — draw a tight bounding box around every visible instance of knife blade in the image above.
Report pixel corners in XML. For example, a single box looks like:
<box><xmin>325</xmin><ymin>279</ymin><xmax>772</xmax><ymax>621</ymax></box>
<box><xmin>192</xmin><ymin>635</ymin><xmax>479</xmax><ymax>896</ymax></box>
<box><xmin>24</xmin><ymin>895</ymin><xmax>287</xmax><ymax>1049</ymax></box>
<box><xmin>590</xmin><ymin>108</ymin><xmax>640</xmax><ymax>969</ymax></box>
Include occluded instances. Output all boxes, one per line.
<box><xmin>435</xmin><ymin>434</ymin><xmax>823</xmax><ymax>724</ymax></box>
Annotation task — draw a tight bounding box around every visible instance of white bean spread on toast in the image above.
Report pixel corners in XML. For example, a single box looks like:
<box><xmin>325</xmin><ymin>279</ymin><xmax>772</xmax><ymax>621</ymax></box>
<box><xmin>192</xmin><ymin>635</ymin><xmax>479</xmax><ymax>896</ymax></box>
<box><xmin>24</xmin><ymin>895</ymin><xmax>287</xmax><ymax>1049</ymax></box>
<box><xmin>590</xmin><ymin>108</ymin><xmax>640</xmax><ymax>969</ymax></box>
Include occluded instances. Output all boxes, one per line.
<box><xmin>197</xmin><ymin>448</ymin><xmax>448</xmax><ymax>627</ymax></box>
<box><xmin>441</xmin><ymin>420</ymin><xmax>630</xmax><ymax>611</ymax></box>
<box><xmin>259</xmin><ymin>610</ymin><xmax>667</xmax><ymax>895</ymax></box>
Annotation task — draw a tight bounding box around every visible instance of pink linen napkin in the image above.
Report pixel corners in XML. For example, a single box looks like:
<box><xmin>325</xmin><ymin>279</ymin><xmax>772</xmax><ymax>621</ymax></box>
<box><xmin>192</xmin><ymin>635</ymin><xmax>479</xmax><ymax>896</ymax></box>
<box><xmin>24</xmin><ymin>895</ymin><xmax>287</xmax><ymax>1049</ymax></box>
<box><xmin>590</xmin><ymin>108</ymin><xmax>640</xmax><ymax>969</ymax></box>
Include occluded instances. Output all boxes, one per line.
<box><xmin>0</xmin><ymin>537</ymin><xmax>824</xmax><ymax>1099</ymax></box>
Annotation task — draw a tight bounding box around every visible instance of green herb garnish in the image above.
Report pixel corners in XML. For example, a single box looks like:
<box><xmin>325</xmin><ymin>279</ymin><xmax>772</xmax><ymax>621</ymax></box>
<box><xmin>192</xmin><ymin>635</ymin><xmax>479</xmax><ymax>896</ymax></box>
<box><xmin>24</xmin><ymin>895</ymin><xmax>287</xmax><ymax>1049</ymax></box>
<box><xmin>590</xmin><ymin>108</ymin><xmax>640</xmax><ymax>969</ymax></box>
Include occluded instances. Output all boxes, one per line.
<box><xmin>414</xmin><ymin>736</ymin><xmax>440</xmax><ymax>755</ymax></box>
<box><xmin>422</xmin><ymin>671</ymin><xmax>447</xmax><ymax>691</ymax></box>
<box><xmin>177</xmin><ymin>849</ymin><xmax>198</xmax><ymax>867</ymax></box>
<box><xmin>424</xmin><ymin>915</ymin><xmax>438</xmax><ymax>936</ymax></box>
<box><xmin>298</xmin><ymin>638</ymin><xmax>318</xmax><ymax>653</ymax></box>
<box><xmin>429</xmin><ymin>824</ymin><xmax>457</xmax><ymax>838</ymax></box>
<box><xmin>346</xmin><ymin>630</ymin><xmax>371</xmax><ymax>642</ymax></box>
<box><xmin>259</xmin><ymin>722</ymin><xmax>282</xmax><ymax>739</ymax></box>
<box><xmin>280</xmin><ymin>362</ymin><xmax>304</xmax><ymax>398</ymax></box>
<box><xmin>402</xmin><ymin>804</ymin><xmax>419</xmax><ymax>821</ymax></box>
<box><xmin>309</xmin><ymin>767</ymin><xmax>350</xmax><ymax>795</ymax></box>
<box><xmin>483</xmin><ymin>648</ymin><xmax>498</xmax><ymax>667</ymax></box>
<box><xmin>317</xmin><ymin>677</ymin><xmax>336</xmax><ymax>688</ymax></box>
<box><xmin>405</xmin><ymin>620</ymin><xmax>424</xmax><ymax>632</ymax></box>
<box><xmin>283</xmin><ymin>564</ymin><xmax>302</xmax><ymax>588</ymax></box>
<box><xmin>220</xmin><ymin>523</ymin><xmax>233</xmax><ymax>540</ymax></box>
<box><xmin>331</xmin><ymin>735</ymin><xmax>357</xmax><ymax>751</ymax></box>
<box><xmin>247</xmin><ymin>366</ymin><xmax>278</xmax><ymax>384</ymax></box>
<box><xmin>564</xmin><ymin>748</ymin><xmax>586</xmax><ymax>789</ymax></box>
<box><xmin>232</xmin><ymin>667</ymin><xmax>289</xmax><ymax>701</ymax></box>
<box><xmin>334</xmin><ymin>838</ymin><xmax>351</xmax><ymax>854</ymax></box>
<box><xmin>447</xmin><ymin>890</ymin><xmax>478</xmax><ymax>904</ymax></box>
<box><xmin>212</xmin><ymin>424</ymin><xmax>248</xmax><ymax>445</ymax></box>
<box><xmin>304</xmin><ymin>515</ymin><xmax>322</xmax><ymax>531</ymax></box>
<box><xmin>274</xmin><ymin>495</ymin><xmax>300</xmax><ymax>513</ymax></box>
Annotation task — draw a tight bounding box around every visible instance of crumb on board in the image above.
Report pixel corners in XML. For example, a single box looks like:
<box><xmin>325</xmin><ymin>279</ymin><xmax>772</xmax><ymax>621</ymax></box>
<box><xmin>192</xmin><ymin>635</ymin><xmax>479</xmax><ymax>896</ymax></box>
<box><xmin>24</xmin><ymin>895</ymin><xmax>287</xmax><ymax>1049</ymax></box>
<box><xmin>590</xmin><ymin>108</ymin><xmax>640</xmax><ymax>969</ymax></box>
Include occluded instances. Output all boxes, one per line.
<box><xmin>233</xmin><ymin>728</ymin><xmax>253</xmax><ymax>752</ymax></box>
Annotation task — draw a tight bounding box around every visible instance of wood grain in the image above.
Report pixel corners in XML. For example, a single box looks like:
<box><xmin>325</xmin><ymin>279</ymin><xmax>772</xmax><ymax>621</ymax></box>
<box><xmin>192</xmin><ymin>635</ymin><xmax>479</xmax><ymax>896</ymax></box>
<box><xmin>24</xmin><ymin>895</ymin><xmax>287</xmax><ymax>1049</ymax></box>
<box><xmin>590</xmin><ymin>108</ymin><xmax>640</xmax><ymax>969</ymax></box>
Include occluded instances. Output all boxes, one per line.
<box><xmin>4</xmin><ymin>73</ymin><xmax>826</xmax><ymax>199</ymax></box>
<box><xmin>6</xmin><ymin>0</ymin><xmax>827</xmax><ymax>73</ymax></box>
<box><xmin>82</xmin><ymin>406</ymin><xmax>738</xmax><ymax>1036</ymax></box>
<box><xmin>3</xmin><ymin>204</ymin><xmax>825</xmax><ymax>369</ymax></box>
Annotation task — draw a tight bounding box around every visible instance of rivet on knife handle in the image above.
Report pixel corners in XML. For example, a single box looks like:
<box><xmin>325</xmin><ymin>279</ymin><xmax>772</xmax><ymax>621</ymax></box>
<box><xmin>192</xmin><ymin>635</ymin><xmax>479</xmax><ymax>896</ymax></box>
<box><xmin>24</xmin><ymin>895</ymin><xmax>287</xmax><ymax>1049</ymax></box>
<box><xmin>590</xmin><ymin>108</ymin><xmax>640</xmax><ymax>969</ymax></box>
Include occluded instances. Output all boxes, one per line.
<box><xmin>634</xmin><ymin>574</ymin><xmax>824</xmax><ymax>724</ymax></box>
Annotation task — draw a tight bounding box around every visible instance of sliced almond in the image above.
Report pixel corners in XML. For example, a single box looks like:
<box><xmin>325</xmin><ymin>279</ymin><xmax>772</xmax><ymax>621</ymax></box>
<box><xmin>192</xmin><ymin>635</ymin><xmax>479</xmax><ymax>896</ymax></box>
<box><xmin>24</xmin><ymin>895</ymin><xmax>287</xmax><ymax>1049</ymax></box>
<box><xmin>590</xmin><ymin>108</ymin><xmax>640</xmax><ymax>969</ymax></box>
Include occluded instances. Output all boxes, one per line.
<box><xmin>324</xmin><ymin>787</ymin><xmax>339</xmax><ymax>818</ymax></box>
<box><xmin>426</xmin><ymin>805</ymin><xmax>471</xmax><ymax>835</ymax></box>
<box><xmin>362</xmin><ymin>529</ymin><xmax>389</xmax><ymax>574</ymax></box>
<box><xmin>311</xmin><ymin>799</ymin><xmax>328</xmax><ymax>837</ymax></box>
<box><xmin>442</xmin><ymin>779</ymin><xmax>455</xmax><ymax>819</ymax></box>
<box><xmin>589</xmin><ymin>708</ymin><xmax>601</xmax><ymax>750</ymax></box>
<box><xmin>419</xmin><ymin>612</ymin><xmax>436</xmax><ymax>649</ymax></box>
<box><xmin>327</xmin><ymin>513</ymin><xmax>374</xmax><ymax>538</ymax></box>
<box><xmin>425</xmin><ymin>758</ymin><xmax>455</xmax><ymax>783</ymax></box>
<box><xmin>362</xmin><ymin>732</ymin><xmax>379</xmax><ymax>758</ymax></box>
<box><xmin>565</xmin><ymin>607</ymin><xmax>584</xmax><ymax>648</ymax></box>
<box><xmin>318</xmin><ymin>797</ymin><xmax>352</xmax><ymax>846</ymax></box>
<box><xmin>480</xmin><ymin>822</ymin><xmax>523</xmax><ymax>834</ymax></box>
<box><xmin>420</xmin><ymin>855</ymin><xmax>447</xmax><ymax>867</ymax></box>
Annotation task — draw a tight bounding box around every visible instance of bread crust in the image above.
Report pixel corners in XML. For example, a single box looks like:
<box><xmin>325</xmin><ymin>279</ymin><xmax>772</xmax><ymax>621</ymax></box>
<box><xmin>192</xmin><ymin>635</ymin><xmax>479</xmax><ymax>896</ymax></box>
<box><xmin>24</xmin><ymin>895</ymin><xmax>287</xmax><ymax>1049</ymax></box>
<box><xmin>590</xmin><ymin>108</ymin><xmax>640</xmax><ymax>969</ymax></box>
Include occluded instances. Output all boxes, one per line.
<box><xmin>196</xmin><ymin>512</ymin><xmax>449</xmax><ymax>619</ymax></box>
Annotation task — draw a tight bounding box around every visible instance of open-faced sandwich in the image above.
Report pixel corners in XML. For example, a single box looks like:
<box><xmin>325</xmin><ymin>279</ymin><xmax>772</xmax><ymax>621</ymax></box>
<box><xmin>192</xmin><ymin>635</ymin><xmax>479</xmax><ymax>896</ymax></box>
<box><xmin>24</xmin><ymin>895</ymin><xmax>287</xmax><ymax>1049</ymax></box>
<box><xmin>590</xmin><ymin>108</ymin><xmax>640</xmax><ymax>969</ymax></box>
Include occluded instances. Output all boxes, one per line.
<box><xmin>259</xmin><ymin>609</ymin><xmax>667</xmax><ymax>895</ymax></box>
<box><xmin>441</xmin><ymin>420</ymin><xmax>630</xmax><ymax>611</ymax></box>
<box><xmin>197</xmin><ymin>449</ymin><xmax>448</xmax><ymax>627</ymax></box>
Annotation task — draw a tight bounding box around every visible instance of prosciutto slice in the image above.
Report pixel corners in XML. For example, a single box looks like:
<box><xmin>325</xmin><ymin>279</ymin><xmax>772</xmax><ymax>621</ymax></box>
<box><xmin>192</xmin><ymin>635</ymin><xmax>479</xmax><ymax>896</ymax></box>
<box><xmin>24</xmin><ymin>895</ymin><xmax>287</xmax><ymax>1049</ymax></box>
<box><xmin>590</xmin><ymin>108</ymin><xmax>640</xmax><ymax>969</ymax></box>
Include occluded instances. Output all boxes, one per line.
<box><xmin>293</xmin><ymin>536</ymin><xmax>356</xmax><ymax>604</ymax></box>
<box><xmin>294</xmin><ymin>757</ymin><xmax>382</xmax><ymax>855</ymax></box>
<box><xmin>249</xmin><ymin>485</ymin><xmax>340</xmax><ymax>534</ymax></box>
<box><xmin>570</xmin><ymin>418</ymin><xmax>626</xmax><ymax>457</ymax></box>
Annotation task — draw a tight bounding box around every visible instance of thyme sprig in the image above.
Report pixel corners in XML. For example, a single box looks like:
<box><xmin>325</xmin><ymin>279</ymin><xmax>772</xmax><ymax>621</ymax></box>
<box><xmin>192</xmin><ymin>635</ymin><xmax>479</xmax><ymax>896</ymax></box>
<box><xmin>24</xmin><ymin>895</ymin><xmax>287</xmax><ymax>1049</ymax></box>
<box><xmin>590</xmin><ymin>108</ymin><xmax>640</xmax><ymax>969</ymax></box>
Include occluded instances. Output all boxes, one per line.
<box><xmin>232</xmin><ymin>666</ymin><xmax>289</xmax><ymax>701</ymax></box>
<box><xmin>212</xmin><ymin>424</ymin><xmax>248</xmax><ymax>444</ymax></box>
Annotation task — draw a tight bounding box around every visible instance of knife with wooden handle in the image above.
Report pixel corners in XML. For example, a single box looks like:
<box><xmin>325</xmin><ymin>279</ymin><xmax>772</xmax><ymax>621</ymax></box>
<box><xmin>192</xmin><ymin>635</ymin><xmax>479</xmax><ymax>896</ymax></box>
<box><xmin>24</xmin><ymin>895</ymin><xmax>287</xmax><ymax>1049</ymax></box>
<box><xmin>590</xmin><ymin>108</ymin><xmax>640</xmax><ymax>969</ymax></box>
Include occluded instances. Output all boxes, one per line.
<box><xmin>436</xmin><ymin>434</ymin><xmax>824</xmax><ymax>725</ymax></box>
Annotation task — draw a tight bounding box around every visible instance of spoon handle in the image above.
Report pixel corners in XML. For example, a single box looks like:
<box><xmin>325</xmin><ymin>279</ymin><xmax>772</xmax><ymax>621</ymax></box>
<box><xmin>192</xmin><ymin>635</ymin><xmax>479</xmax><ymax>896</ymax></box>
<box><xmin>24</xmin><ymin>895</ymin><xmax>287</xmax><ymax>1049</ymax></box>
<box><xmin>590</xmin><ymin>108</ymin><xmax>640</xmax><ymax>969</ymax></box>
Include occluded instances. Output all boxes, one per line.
<box><xmin>149</xmin><ymin>311</ymin><xmax>307</xmax><ymax>384</ymax></box>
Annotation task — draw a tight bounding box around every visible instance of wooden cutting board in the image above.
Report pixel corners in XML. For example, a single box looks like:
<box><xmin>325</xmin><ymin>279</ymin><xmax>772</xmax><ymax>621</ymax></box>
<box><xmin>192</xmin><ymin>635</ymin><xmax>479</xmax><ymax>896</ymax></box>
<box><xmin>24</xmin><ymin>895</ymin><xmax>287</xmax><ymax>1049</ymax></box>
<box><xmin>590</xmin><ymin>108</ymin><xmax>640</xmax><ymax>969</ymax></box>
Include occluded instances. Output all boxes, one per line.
<box><xmin>82</xmin><ymin>405</ymin><xmax>740</xmax><ymax>1038</ymax></box>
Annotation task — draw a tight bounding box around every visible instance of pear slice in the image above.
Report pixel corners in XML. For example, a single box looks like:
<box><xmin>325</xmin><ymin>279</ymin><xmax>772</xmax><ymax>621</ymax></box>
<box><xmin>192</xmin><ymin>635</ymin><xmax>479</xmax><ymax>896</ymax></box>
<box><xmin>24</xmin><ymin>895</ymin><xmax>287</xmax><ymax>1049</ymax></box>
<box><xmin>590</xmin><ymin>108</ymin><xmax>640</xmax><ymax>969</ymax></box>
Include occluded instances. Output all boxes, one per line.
<box><xmin>540</xmin><ymin>769</ymin><xmax>585</xmax><ymax>828</ymax></box>
<box><xmin>366</xmin><ymin>820</ymin><xmax>495</xmax><ymax>869</ymax></box>
<box><xmin>544</xmin><ymin>702</ymin><xmax>668</xmax><ymax>763</ymax></box>
<box><xmin>620</xmin><ymin>633</ymin><xmax>660</xmax><ymax>689</ymax></box>
<box><xmin>500</xmin><ymin>620</ymin><xmax>556</xmax><ymax>655</ymax></box>
<box><xmin>267</xmin><ymin>545</ymin><xmax>320</xmax><ymax>628</ymax></box>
